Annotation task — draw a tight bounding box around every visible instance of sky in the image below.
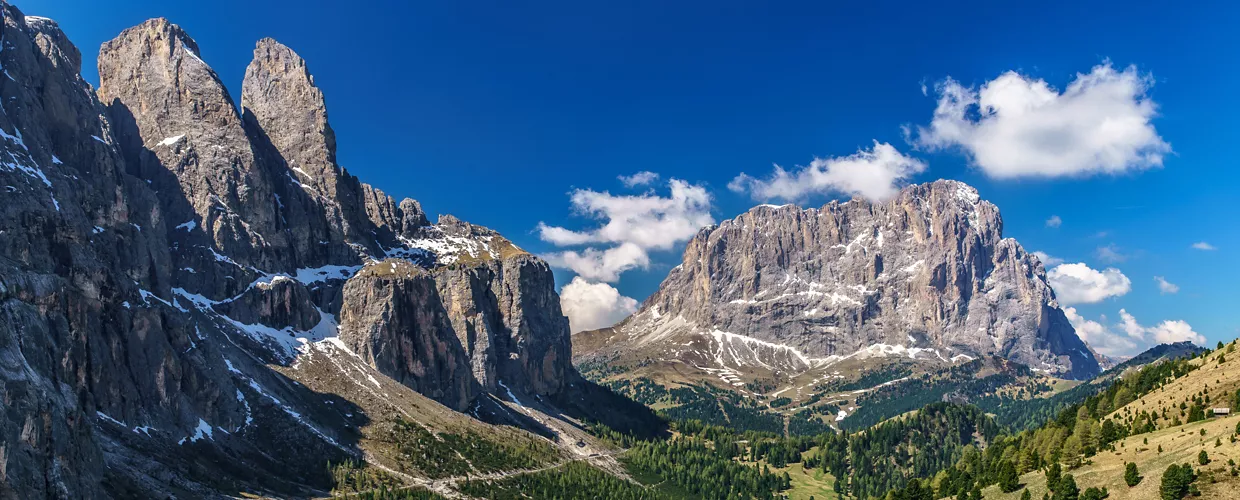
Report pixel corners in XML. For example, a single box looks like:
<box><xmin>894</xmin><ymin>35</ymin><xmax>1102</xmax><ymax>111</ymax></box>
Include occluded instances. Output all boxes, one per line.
<box><xmin>22</xmin><ymin>0</ymin><xmax>1239</xmax><ymax>357</ymax></box>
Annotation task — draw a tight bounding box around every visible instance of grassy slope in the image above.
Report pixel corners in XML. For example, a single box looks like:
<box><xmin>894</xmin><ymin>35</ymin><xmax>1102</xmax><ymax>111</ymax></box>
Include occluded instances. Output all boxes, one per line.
<box><xmin>983</xmin><ymin>416</ymin><xmax>1240</xmax><ymax>499</ymax></box>
<box><xmin>1111</xmin><ymin>346</ymin><xmax>1240</xmax><ymax>430</ymax></box>
<box><xmin>738</xmin><ymin>447</ymin><xmax>841</xmax><ymax>500</ymax></box>
<box><xmin>984</xmin><ymin>344</ymin><xmax>1240</xmax><ymax>499</ymax></box>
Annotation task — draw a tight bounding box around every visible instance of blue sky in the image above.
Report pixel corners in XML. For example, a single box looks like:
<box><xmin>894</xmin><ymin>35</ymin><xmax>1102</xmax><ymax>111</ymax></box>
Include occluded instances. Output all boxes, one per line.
<box><xmin>24</xmin><ymin>0</ymin><xmax>1239</xmax><ymax>354</ymax></box>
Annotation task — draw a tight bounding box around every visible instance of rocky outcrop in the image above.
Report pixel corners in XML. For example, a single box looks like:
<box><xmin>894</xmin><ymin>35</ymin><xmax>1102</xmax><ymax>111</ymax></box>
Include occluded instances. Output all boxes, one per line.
<box><xmin>595</xmin><ymin>180</ymin><xmax>1099</xmax><ymax>379</ymax></box>
<box><xmin>433</xmin><ymin>253</ymin><xmax>573</xmax><ymax>396</ymax></box>
<box><xmin>0</xmin><ymin>5</ymin><xmax>581</xmax><ymax>497</ymax></box>
<box><xmin>339</xmin><ymin>260</ymin><xmax>475</xmax><ymax>410</ymax></box>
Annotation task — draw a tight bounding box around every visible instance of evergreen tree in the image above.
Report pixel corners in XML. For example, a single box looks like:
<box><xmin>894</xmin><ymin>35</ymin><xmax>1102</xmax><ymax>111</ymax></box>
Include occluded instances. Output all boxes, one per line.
<box><xmin>1159</xmin><ymin>463</ymin><xmax>1196</xmax><ymax>500</ymax></box>
<box><xmin>1062</xmin><ymin>435</ymin><xmax>1084</xmax><ymax>469</ymax></box>
<box><xmin>1124</xmin><ymin>462</ymin><xmax>1141</xmax><ymax>487</ymax></box>
<box><xmin>1052</xmin><ymin>474</ymin><xmax>1079</xmax><ymax>500</ymax></box>
<box><xmin>998</xmin><ymin>460</ymin><xmax>1021</xmax><ymax>492</ymax></box>
<box><xmin>1046</xmin><ymin>462</ymin><xmax>1062</xmax><ymax>492</ymax></box>
<box><xmin>1080</xmin><ymin>486</ymin><xmax>1109</xmax><ymax>500</ymax></box>
<box><xmin>1198</xmin><ymin>449</ymin><xmax>1209</xmax><ymax>465</ymax></box>
<box><xmin>1020</xmin><ymin>489</ymin><xmax>1032</xmax><ymax>500</ymax></box>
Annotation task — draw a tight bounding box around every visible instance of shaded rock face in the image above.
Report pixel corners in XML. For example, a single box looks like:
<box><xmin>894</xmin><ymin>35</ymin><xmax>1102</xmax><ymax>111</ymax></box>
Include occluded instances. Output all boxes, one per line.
<box><xmin>339</xmin><ymin>261</ymin><xmax>474</xmax><ymax>411</ymax></box>
<box><xmin>611</xmin><ymin>180</ymin><xmax>1099</xmax><ymax>379</ymax></box>
<box><xmin>434</xmin><ymin>253</ymin><xmax>573</xmax><ymax>396</ymax></box>
<box><xmin>0</xmin><ymin>6</ymin><xmax>577</xmax><ymax>497</ymax></box>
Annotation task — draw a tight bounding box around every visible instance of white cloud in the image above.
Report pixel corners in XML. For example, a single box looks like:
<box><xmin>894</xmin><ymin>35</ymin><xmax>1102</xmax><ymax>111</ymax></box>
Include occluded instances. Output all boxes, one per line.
<box><xmin>1118</xmin><ymin>309</ymin><xmax>1146</xmax><ymax>339</ymax></box>
<box><xmin>728</xmin><ymin>141</ymin><xmax>926</xmax><ymax>202</ymax></box>
<box><xmin>559</xmin><ymin>277</ymin><xmax>639</xmax><ymax>333</ymax></box>
<box><xmin>1191</xmin><ymin>241</ymin><xmax>1217</xmax><ymax>251</ymax></box>
<box><xmin>1032</xmin><ymin>251</ymin><xmax>1064</xmax><ymax>268</ymax></box>
<box><xmin>1066</xmin><ymin>307</ymin><xmax>1205</xmax><ymax>357</ymax></box>
<box><xmin>1148</xmin><ymin>320</ymin><xmax>1206</xmax><ymax>345</ymax></box>
<box><xmin>912</xmin><ymin>62</ymin><xmax>1170</xmax><ymax>178</ymax></box>
<box><xmin>541</xmin><ymin>242</ymin><xmax>649</xmax><ymax>283</ymax></box>
<box><xmin>1095</xmin><ymin>244</ymin><xmax>1127</xmax><ymax>264</ymax></box>
<box><xmin>1065</xmin><ymin>307</ymin><xmax>1139</xmax><ymax>357</ymax></box>
<box><xmin>1045</xmin><ymin>215</ymin><xmax>1062</xmax><ymax>228</ymax></box>
<box><xmin>538</xmin><ymin>179</ymin><xmax>713</xmax><ymax>251</ymax></box>
<box><xmin>1154</xmin><ymin>276</ymin><xmax>1179</xmax><ymax>294</ymax></box>
<box><xmin>538</xmin><ymin>179</ymin><xmax>713</xmax><ymax>282</ymax></box>
<box><xmin>1047</xmin><ymin>262</ymin><xmax>1131</xmax><ymax>305</ymax></box>
<box><xmin>618</xmin><ymin>171</ymin><xmax>660</xmax><ymax>187</ymax></box>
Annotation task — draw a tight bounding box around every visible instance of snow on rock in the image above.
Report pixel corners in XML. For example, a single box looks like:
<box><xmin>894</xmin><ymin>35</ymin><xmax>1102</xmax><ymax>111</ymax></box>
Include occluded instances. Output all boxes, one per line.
<box><xmin>157</xmin><ymin>134</ymin><xmax>185</xmax><ymax>146</ymax></box>
<box><xmin>178</xmin><ymin>418</ymin><xmax>214</xmax><ymax>445</ymax></box>
<box><xmin>294</xmin><ymin>264</ymin><xmax>363</xmax><ymax>285</ymax></box>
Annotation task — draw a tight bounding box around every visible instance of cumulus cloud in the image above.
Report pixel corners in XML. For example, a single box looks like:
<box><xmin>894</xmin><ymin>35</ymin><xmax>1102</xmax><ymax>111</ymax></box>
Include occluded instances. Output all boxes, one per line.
<box><xmin>1032</xmin><ymin>251</ymin><xmax>1064</xmax><ymax>268</ymax></box>
<box><xmin>1045</xmin><ymin>215</ymin><xmax>1063</xmax><ymax>228</ymax></box>
<box><xmin>1148</xmin><ymin>320</ymin><xmax>1206</xmax><ymax>345</ymax></box>
<box><xmin>559</xmin><ymin>277</ymin><xmax>639</xmax><ymax>333</ymax></box>
<box><xmin>1065</xmin><ymin>307</ymin><xmax>1139</xmax><ymax>357</ymax></box>
<box><xmin>538</xmin><ymin>179</ymin><xmax>713</xmax><ymax>282</ymax></box>
<box><xmin>912</xmin><ymin>62</ymin><xmax>1170</xmax><ymax>178</ymax></box>
<box><xmin>1095</xmin><ymin>244</ymin><xmax>1128</xmax><ymax>264</ymax></box>
<box><xmin>541</xmin><ymin>243</ymin><xmax>650</xmax><ymax>283</ymax></box>
<box><xmin>1154</xmin><ymin>276</ymin><xmax>1179</xmax><ymax>294</ymax></box>
<box><xmin>1066</xmin><ymin>307</ymin><xmax>1205</xmax><ymax>357</ymax></box>
<box><xmin>618</xmin><ymin>171</ymin><xmax>660</xmax><ymax>187</ymax></box>
<box><xmin>728</xmin><ymin>141</ymin><xmax>926</xmax><ymax>202</ymax></box>
<box><xmin>538</xmin><ymin>179</ymin><xmax>713</xmax><ymax>251</ymax></box>
<box><xmin>1191</xmin><ymin>242</ymin><xmax>1217</xmax><ymax>251</ymax></box>
<box><xmin>1047</xmin><ymin>262</ymin><xmax>1131</xmax><ymax>305</ymax></box>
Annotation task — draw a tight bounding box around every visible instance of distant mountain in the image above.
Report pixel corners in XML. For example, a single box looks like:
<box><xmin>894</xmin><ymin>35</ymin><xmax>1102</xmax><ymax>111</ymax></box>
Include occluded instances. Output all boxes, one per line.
<box><xmin>0</xmin><ymin>8</ymin><xmax>655</xmax><ymax>498</ymax></box>
<box><xmin>1098</xmin><ymin>341</ymin><xmax>1204</xmax><ymax>379</ymax></box>
<box><xmin>577</xmin><ymin>180</ymin><xmax>1098</xmax><ymax>382</ymax></box>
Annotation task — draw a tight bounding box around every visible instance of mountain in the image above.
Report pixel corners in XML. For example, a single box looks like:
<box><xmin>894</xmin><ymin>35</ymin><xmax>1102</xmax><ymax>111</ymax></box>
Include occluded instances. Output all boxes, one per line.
<box><xmin>0</xmin><ymin>7</ymin><xmax>656</xmax><ymax>498</ymax></box>
<box><xmin>574</xmin><ymin>180</ymin><xmax>1099</xmax><ymax>431</ymax></box>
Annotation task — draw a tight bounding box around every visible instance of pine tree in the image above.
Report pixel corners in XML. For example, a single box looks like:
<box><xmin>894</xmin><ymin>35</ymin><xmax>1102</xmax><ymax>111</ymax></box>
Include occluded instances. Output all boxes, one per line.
<box><xmin>1199</xmin><ymin>449</ymin><xmax>1210</xmax><ymax>465</ymax></box>
<box><xmin>1046</xmin><ymin>462</ymin><xmax>1062</xmax><ymax>492</ymax></box>
<box><xmin>1062</xmin><ymin>435</ymin><xmax>1084</xmax><ymax>469</ymax></box>
<box><xmin>1052</xmin><ymin>474</ymin><xmax>1079</xmax><ymax>500</ymax></box>
<box><xmin>1080</xmin><ymin>486</ymin><xmax>1108</xmax><ymax>500</ymax></box>
<box><xmin>1125</xmin><ymin>462</ymin><xmax>1141</xmax><ymax>487</ymax></box>
<box><xmin>1160</xmin><ymin>463</ymin><xmax>1195</xmax><ymax>500</ymax></box>
<box><xmin>998</xmin><ymin>460</ymin><xmax>1022</xmax><ymax>492</ymax></box>
<box><xmin>1020</xmin><ymin>490</ymin><xmax>1032</xmax><ymax>500</ymax></box>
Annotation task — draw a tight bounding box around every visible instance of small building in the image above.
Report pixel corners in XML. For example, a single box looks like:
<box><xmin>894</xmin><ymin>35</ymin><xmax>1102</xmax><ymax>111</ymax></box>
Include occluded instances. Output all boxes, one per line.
<box><xmin>1211</xmin><ymin>407</ymin><xmax>1231</xmax><ymax>417</ymax></box>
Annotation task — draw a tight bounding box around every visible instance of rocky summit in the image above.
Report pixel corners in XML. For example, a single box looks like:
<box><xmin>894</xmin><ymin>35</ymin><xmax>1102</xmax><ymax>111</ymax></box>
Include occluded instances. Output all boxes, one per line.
<box><xmin>0</xmin><ymin>5</ymin><xmax>649</xmax><ymax>498</ymax></box>
<box><xmin>576</xmin><ymin>180</ymin><xmax>1100</xmax><ymax>386</ymax></box>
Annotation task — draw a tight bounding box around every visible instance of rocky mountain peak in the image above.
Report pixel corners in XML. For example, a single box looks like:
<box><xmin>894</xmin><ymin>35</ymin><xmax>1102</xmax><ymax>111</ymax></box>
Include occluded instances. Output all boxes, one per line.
<box><xmin>242</xmin><ymin>37</ymin><xmax>338</xmax><ymax>185</ymax></box>
<box><xmin>0</xmin><ymin>5</ymin><xmax>595</xmax><ymax>496</ymax></box>
<box><xmin>580</xmin><ymin>179</ymin><xmax>1099</xmax><ymax>381</ymax></box>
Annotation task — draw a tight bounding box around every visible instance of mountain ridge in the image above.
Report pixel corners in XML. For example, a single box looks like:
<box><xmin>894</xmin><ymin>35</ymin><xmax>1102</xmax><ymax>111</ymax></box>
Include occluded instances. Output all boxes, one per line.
<box><xmin>0</xmin><ymin>6</ymin><xmax>656</xmax><ymax>497</ymax></box>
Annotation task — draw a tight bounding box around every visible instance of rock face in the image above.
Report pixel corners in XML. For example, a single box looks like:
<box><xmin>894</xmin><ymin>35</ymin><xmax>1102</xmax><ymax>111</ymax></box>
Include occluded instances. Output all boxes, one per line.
<box><xmin>0</xmin><ymin>6</ymin><xmax>578</xmax><ymax>497</ymax></box>
<box><xmin>340</xmin><ymin>261</ymin><xmax>475</xmax><ymax>411</ymax></box>
<box><xmin>590</xmin><ymin>180</ymin><xmax>1099</xmax><ymax>380</ymax></box>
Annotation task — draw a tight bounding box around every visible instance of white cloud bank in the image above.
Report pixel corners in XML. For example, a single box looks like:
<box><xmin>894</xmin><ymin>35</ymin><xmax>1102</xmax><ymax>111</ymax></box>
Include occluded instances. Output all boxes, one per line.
<box><xmin>1047</xmin><ymin>262</ymin><xmax>1131</xmax><ymax>305</ymax></box>
<box><xmin>912</xmin><ymin>62</ymin><xmax>1170</xmax><ymax>178</ymax></box>
<box><xmin>541</xmin><ymin>178</ymin><xmax>714</xmax><ymax>331</ymax></box>
<box><xmin>728</xmin><ymin>141</ymin><xmax>926</xmax><ymax>202</ymax></box>
<box><xmin>1066</xmin><ymin>307</ymin><xmax>1205</xmax><ymax>357</ymax></box>
<box><xmin>1191</xmin><ymin>242</ymin><xmax>1217</xmax><ymax>251</ymax></box>
<box><xmin>560</xmin><ymin>277</ymin><xmax>639</xmax><ymax>333</ymax></box>
<box><xmin>538</xmin><ymin>179</ymin><xmax>714</xmax><ymax>282</ymax></box>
